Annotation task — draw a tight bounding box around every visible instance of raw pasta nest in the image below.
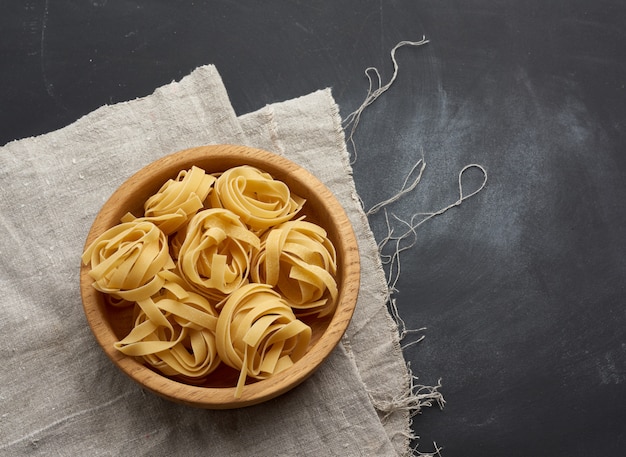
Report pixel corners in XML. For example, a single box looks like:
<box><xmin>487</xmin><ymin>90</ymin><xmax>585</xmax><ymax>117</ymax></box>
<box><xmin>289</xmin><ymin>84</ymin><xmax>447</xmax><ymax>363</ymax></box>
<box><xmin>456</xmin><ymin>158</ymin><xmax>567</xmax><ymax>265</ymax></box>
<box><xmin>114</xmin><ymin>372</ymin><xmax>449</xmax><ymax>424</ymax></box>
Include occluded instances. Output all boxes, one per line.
<box><xmin>81</xmin><ymin>220</ymin><xmax>174</xmax><ymax>302</ymax></box>
<box><xmin>251</xmin><ymin>219</ymin><xmax>338</xmax><ymax>318</ymax></box>
<box><xmin>114</xmin><ymin>271</ymin><xmax>220</xmax><ymax>380</ymax></box>
<box><xmin>216</xmin><ymin>283</ymin><xmax>312</xmax><ymax>398</ymax></box>
<box><xmin>122</xmin><ymin>166</ymin><xmax>216</xmax><ymax>235</ymax></box>
<box><xmin>176</xmin><ymin>208</ymin><xmax>261</xmax><ymax>301</ymax></box>
<box><xmin>210</xmin><ymin>165</ymin><xmax>305</xmax><ymax>233</ymax></box>
<box><xmin>82</xmin><ymin>165</ymin><xmax>338</xmax><ymax>397</ymax></box>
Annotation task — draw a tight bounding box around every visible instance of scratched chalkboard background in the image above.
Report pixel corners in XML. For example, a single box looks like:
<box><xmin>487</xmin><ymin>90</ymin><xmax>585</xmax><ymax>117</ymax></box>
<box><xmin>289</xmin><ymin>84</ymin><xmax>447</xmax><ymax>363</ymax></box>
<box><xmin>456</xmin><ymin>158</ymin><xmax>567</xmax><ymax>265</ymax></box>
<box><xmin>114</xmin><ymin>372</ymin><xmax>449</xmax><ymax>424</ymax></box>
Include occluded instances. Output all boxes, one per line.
<box><xmin>2</xmin><ymin>1</ymin><xmax>625</xmax><ymax>455</ymax></box>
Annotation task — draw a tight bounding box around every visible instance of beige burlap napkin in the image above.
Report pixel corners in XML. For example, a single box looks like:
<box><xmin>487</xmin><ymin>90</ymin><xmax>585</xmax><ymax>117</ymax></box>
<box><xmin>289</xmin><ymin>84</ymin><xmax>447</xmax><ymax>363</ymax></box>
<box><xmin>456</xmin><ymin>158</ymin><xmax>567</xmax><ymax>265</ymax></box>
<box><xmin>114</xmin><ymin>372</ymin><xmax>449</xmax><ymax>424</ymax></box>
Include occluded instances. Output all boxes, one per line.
<box><xmin>0</xmin><ymin>65</ymin><xmax>413</xmax><ymax>456</ymax></box>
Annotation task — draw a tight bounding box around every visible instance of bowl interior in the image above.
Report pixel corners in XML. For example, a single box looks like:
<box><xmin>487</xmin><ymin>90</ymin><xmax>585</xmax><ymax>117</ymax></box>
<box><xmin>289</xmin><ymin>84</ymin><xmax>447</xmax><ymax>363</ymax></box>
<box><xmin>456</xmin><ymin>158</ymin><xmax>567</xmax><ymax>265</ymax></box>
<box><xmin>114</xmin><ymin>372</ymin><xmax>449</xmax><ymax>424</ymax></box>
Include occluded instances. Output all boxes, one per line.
<box><xmin>80</xmin><ymin>144</ymin><xmax>360</xmax><ymax>408</ymax></box>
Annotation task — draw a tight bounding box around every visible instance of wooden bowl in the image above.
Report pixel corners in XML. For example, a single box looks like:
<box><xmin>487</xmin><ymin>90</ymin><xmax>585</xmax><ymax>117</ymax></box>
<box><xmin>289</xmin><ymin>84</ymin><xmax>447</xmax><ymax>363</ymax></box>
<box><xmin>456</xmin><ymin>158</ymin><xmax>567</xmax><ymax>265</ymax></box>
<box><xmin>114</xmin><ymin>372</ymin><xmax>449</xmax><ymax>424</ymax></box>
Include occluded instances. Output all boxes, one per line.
<box><xmin>79</xmin><ymin>144</ymin><xmax>360</xmax><ymax>408</ymax></box>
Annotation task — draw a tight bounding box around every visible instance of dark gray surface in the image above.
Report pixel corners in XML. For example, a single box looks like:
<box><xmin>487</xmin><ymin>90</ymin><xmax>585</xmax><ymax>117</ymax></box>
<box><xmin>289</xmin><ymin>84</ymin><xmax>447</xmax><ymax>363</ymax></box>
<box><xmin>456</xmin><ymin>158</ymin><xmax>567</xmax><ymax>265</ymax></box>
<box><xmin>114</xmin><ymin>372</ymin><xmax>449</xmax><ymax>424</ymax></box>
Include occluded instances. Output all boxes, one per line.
<box><xmin>2</xmin><ymin>1</ymin><xmax>625</xmax><ymax>455</ymax></box>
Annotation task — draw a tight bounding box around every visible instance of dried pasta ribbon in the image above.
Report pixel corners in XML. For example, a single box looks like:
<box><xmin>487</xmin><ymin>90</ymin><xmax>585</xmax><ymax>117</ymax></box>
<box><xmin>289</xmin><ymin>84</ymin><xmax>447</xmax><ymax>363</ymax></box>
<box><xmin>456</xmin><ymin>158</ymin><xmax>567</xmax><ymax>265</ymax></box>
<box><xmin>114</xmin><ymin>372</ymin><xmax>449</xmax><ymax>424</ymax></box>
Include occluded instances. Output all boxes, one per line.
<box><xmin>216</xmin><ymin>283</ymin><xmax>312</xmax><ymax>398</ymax></box>
<box><xmin>81</xmin><ymin>220</ymin><xmax>175</xmax><ymax>302</ymax></box>
<box><xmin>81</xmin><ymin>165</ymin><xmax>335</xmax><ymax>394</ymax></box>
<box><xmin>251</xmin><ymin>220</ymin><xmax>338</xmax><ymax>317</ymax></box>
<box><xmin>210</xmin><ymin>165</ymin><xmax>305</xmax><ymax>233</ymax></box>
<box><xmin>168</xmin><ymin>225</ymin><xmax>187</xmax><ymax>262</ymax></box>
<box><xmin>177</xmin><ymin>208</ymin><xmax>261</xmax><ymax>301</ymax></box>
<box><xmin>114</xmin><ymin>271</ymin><xmax>220</xmax><ymax>379</ymax></box>
<box><xmin>121</xmin><ymin>166</ymin><xmax>216</xmax><ymax>235</ymax></box>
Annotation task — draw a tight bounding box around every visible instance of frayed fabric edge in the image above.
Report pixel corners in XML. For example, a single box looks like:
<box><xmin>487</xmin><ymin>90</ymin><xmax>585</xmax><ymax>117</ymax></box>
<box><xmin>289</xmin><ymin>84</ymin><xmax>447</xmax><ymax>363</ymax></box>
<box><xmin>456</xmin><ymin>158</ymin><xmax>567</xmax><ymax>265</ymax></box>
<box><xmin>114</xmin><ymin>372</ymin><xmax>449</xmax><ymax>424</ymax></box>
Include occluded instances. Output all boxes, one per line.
<box><xmin>327</xmin><ymin>88</ymin><xmax>420</xmax><ymax>456</ymax></box>
<box><xmin>372</xmin><ymin>158</ymin><xmax>487</xmax><ymax>456</ymax></box>
<box><xmin>339</xmin><ymin>37</ymin><xmax>445</xmax><ymax>456</ymax></box>
<box><xmin>370</xmin><ymin>363</ymin><xmax>445</xmax><ymax>457</ymax></box>
<box><xmin>340</xmin><ymin>37</ymin><xmax>490</xmax><ymax>456</ymax></box>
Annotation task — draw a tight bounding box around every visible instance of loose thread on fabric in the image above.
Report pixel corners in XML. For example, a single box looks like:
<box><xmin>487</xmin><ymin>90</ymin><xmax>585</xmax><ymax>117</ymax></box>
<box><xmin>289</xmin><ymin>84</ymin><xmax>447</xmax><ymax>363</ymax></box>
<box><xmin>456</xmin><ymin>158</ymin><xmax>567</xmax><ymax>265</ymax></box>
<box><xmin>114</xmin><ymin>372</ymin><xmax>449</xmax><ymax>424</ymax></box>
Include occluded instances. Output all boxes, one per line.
<box><xmin>344</xmin><ymin>37</ymin><xmax>488</xmax><ymax>457</ymax></box>
<box><xmin>343</xmin><ymin>37</ymin><xmax>429</xmax><ymax>164</ymax></box>
<box><xmin>364</xmin><ymin>160</ymin><xmax>487</xmax><ymax>457</ymax></box>
<box><xmin>366</xmin><ymin>155</ymin><xmax>426</xmax><ymax>217</ymax></box>
<box><xmin>370</xmin><ymin>361</ymin><xmax>445</xmax><ymax>427</ymax></box>
<box><xmin>412</xmin><ymin>441</ymin><xmax>444</xmax><ymax>457</ymax></box>
<box><xmin>377</xmin><ymin>162</ymin><xmax>488</xmax><ymax>297</ymax></box>
<box><xmin>371</xmin><ymin>161</ymin><xmax>487</xmax><ymax>457</ymax></box>
<box><xmin>372</xmin><ymin>377</ymin><xmax>445</xmax><ymax>425</ymax></box>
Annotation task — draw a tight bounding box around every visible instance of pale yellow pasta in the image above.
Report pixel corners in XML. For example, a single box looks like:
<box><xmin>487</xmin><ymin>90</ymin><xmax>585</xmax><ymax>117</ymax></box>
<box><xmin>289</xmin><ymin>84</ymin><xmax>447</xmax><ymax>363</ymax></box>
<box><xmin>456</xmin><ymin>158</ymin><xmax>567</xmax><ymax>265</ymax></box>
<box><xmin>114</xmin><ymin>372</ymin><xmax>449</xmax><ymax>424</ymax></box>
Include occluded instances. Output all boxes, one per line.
<box><xmin>251</xmin><ymin>219</ymin><xmax>338</xmax><ymax>318</ymax></box>
<box><xmin>210</xmin><ymin>165</ymin><xmax>305</xmax><ymax>233</ymax></box>
<box><xmin>121</xmin><ymin>166</ymin><xmax>216</xmax><ymax>235</ymax></box>
<box><xmin>215</xmin><ymin>283</ymin><xmax>311</xmax><ymax>397</ymax></box>
<box><xmin>114</xmin><ymin>271</ymin><xmax>220</xmax><ymax>379</ymax></box>
<box><xmin>82</xmin><ymin>165</ymin><xmax>337</xmax><ymax>395</ymax></box>
<box><xmin>168</xmin><ymin>220</ymin><xmax>191</xmax><ymax>262</ymax></box>
<box><xmin>81</xmin><ymin>220</ymin><xmax>175</xmax><ymax>302</ymax></box>
<box><xmin>177</xmin><ymin>208</ymin><xmax>261</xmax><ymax>301</ymax></box>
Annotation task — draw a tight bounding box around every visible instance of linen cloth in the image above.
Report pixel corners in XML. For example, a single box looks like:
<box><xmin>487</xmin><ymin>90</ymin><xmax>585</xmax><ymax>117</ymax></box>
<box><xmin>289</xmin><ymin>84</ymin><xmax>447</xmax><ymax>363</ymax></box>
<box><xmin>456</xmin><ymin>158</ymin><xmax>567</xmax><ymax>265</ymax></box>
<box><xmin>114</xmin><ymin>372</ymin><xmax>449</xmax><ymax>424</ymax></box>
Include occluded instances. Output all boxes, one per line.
<box><xmin>0</xmin><ymin>65</ymin><xmax>411</xmax><ymax>456</ymax></box>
